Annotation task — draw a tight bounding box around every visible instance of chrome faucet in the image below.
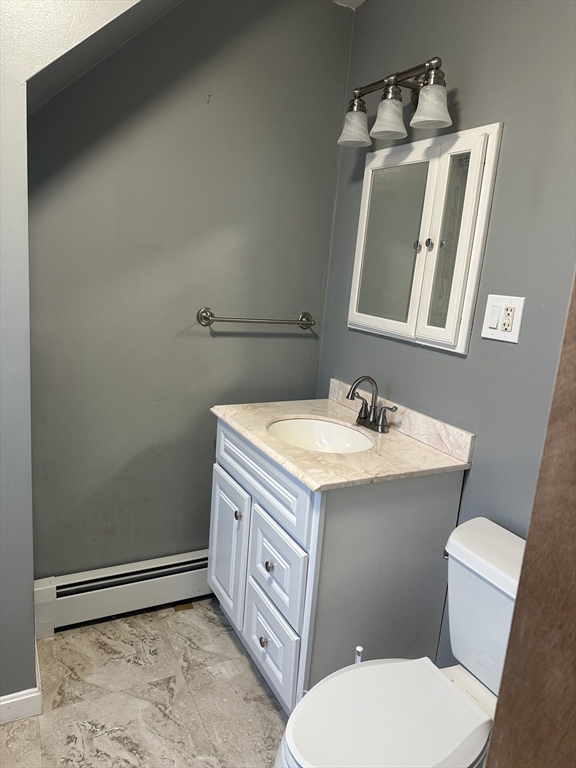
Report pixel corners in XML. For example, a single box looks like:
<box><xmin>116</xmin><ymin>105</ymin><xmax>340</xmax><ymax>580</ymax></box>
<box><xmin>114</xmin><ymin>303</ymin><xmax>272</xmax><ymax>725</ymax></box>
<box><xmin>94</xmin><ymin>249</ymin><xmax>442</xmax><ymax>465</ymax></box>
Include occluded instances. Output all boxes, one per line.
<box><xmin>346</xmin><ymin>376</ymin><xmax>398</xmax><ymax>434</ymax></box>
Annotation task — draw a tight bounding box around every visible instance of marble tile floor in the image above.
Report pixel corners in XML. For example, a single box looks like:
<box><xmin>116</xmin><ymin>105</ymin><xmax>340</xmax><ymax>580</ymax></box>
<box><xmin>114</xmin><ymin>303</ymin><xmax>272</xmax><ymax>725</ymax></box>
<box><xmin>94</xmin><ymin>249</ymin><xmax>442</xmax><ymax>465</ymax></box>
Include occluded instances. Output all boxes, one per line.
<box><xmin>0</xmin><ymin>598</ymin><xmax>287</xmax><ymax>768</ymax></box>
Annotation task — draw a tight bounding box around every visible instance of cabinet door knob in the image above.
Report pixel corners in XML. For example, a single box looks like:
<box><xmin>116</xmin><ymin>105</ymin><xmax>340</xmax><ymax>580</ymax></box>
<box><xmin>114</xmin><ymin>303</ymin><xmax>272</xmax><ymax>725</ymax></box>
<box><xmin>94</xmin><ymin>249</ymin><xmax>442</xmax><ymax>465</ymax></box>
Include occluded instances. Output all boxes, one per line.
<box><xmin>413</xmin><ymin>240</ymin><xmax>421</xmax><ymax>251</ymax></box>
<box><xmin>264</xmin><ymin>561</ymin><xmax>274</xmax><ymax>573</ymax></box>
<box><xmin>259</xmin><ymin>636</ymin><xmax>268</xmax><ymax>648</ymax></box>
<box><xmin>425</xmin><ymin>238</ymin><xmax>434</xmax><ymax>248</ymax></box>
<box><xmin>233</xmin><ymin>509</ymin><xmax>242</xmax><ymax>521</ymax></box>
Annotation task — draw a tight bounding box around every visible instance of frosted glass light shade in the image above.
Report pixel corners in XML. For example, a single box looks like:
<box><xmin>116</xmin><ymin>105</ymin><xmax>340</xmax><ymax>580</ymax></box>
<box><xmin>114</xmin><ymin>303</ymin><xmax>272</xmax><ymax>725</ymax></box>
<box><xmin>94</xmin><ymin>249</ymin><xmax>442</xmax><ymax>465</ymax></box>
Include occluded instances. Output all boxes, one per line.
<box><xmin>410</xmin><ymin>84</ymin><xmax>452</xmax><ymax>129</ymax></box>
<box><xmin>370</xmin><ymin>99</ymin><xmax>407</xmax><ymax>140</ymax></box>
<box><xmin>338</xmin><ymin>111</ymin><xmax>371</xmax><ymax>147</ymax></box>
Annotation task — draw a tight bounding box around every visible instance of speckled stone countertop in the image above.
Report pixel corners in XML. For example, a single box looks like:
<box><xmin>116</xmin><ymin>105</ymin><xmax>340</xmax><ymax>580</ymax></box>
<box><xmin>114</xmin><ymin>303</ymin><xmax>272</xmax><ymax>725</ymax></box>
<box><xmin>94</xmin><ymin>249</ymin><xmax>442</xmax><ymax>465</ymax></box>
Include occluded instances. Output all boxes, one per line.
<box><xmin>211</xmin><ymin>396</ymin><xmax>471</xmax><ymax>493</ymax></box>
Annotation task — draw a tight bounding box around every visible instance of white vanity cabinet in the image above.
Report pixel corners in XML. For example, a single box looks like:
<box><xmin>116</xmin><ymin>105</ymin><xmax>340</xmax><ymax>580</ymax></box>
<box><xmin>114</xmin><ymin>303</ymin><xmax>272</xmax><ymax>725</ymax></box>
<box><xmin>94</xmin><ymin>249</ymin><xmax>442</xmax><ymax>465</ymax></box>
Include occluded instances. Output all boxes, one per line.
<box><xmin>208</xmin><ymin>420</ymin><xmax>466</xmax><ymax>713</ymax></box>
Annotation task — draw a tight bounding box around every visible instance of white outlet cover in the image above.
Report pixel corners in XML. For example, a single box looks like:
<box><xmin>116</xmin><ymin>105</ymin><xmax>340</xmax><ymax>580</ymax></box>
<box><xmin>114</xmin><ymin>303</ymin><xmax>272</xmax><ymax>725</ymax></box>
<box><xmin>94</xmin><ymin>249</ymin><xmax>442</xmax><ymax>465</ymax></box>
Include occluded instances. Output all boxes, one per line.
<box><xmin>481</xmin><ymin>295</ymin><xmax>526</xmax><ymax>343</ymax></box>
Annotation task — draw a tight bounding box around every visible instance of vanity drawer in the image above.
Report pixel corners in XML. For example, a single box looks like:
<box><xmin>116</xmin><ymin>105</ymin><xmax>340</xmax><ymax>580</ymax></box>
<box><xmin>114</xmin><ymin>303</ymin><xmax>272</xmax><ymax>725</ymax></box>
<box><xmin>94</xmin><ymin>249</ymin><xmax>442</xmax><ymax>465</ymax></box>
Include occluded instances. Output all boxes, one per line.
<box><xmin>217</xmin><ymin>423</ymin><xmax>313</xmax><ymax>549</ymax></box>
<box><xmin>243</xmin><ymin>578</ymin><xmax>300</xmax><ymax>712</ymax></box>
<box><xmin>249</xmin><ymin>503</ymin><xmax>308</xmax><ymax>633</ymax></box>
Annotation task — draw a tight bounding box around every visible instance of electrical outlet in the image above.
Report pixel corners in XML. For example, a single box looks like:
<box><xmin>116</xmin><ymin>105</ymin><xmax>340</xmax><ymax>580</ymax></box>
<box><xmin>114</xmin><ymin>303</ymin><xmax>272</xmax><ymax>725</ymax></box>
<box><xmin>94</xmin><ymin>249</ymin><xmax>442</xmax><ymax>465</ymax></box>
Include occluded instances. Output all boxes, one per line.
<box><xmin>481</xmin><ymin>295</ymin><xmax>525</xmax><ymax>343</ymax></box>
<box><xmin>501</xmin><ymin>306</ymin><xmax>515</xmax><ymax>332</ymax></box>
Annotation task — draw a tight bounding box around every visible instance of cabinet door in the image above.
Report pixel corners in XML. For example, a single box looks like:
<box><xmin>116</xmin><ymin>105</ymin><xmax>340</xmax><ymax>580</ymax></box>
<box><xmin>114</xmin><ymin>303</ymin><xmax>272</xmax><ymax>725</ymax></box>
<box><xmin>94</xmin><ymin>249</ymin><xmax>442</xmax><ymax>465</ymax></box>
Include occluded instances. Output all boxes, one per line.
<box><xmin>415</xmin><ymin>132</ymin><xmax>488</xmax><ymax>345</ymax></box>
<box><xmin>207</xmin><ymin>464</ymin><xmax>251</xmax><ymax>630</ymax></box>
<box><xmin>348</xmin><ymin>144</ymin><xmax>441</xmax><ymax>339</ymax></box>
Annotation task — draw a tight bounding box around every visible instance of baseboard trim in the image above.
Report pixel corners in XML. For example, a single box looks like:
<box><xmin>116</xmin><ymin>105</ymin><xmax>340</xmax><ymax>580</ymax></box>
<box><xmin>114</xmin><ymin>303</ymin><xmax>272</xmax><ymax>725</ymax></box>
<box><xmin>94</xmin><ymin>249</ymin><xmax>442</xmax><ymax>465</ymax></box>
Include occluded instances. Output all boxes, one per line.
<box><xmin>0</xmin><ymin>647</ymin><xmax>42</xmax><ymax>725</ymax></box>
<box><xmin>34</xmin><ymin>550</ymin><xmax>212</xmax><ymax>638</ymax></box>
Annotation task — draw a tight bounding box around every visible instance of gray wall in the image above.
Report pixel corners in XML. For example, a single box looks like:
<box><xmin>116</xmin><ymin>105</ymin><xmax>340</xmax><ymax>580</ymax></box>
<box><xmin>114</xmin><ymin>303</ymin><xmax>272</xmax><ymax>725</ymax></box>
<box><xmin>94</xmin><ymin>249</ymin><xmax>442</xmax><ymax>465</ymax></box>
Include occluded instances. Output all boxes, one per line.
<box><xmin>1</xmin><ymin>0</ymin><xmax>154</xmax><ymax>703</ymax></box>
<box><xmin>317</xmin><ymin>0</ymin><xmax>575</xmax><ymax>663</ymax></box>
<box><xmin>28</xmin><ymin>0</ymin><xmax>351</xmax><ymax>578</ymax></box>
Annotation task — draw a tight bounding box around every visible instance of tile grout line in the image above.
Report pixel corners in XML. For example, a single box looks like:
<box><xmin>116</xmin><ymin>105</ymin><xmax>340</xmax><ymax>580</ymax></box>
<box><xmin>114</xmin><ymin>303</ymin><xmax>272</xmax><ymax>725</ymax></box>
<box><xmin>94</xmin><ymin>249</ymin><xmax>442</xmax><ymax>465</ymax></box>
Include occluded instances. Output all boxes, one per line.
<box><xmin>39</xmin><ymin>607</ymin><xmax>223</xmax><ymax>768</ymax></box>
<box><xmin>29</xmin><ymin>601</ymin><xmax>286</xmax><ymax>768</ymax></box>
<box><xmin>38</xmin><ymin>714</ymin><xmax>44</xmax><ymax>768</ymax></box>
<box><xmin>164</xmin><ymin>613</ymin><xmax>285</xmax><ymax>766</ymax></box>
<box><xmin>37</xmin><ymin>610</ymin><xmax>188</xmax><ymax>716</ymax></box>
<box><xmin>159</xmin><ymin>608</ymin><xmax>225</xmax><ymax>768</ymax></box>
<box><xmin>31</xmin><ymin>603</ymin><xmax>283</xmax><ymax>768</ymax></box>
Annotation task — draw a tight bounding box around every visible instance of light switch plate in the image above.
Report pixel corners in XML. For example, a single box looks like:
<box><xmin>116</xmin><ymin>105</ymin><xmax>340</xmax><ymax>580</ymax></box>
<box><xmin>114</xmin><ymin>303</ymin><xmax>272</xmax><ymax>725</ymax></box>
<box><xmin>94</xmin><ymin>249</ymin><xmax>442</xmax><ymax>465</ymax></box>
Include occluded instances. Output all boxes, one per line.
<box><xmin>481</xmin><ymin>295</ymin><xmax>525</xmax><ymax>343</ymax></box>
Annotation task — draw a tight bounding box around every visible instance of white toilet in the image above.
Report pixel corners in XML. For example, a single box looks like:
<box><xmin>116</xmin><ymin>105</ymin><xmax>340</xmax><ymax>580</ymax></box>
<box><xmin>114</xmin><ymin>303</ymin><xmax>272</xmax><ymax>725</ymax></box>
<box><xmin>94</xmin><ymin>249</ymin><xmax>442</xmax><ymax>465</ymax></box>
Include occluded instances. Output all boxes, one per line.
<box><xmin>275</xmin><ymin>517</ymin><xmax>525</xmax><ymax>768</ymax></box>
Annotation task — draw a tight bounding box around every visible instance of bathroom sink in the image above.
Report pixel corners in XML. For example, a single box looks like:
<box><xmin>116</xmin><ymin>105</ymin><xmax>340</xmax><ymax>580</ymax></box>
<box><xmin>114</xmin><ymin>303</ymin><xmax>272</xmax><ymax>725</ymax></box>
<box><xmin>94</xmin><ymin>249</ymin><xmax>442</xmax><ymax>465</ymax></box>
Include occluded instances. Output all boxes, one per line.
<box><xmin>266</xmin><ymin>418</ymin><xmax>373</xmax><ymax>454</ymax></box>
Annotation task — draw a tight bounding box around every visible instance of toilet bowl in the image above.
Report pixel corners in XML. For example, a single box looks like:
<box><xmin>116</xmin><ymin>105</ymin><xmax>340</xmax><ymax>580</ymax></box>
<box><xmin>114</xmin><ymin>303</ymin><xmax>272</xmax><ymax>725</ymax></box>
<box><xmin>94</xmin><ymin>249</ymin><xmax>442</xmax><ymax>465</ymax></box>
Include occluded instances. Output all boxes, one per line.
<box><xmin>275</xmin><ymin>658</ymin><xmax>495</xmax><ymax>768</ymax></box>
<box><xmin>275</xmin><ymin>518</ymin><xmax>525</xmax><ymax>768</ymax></box>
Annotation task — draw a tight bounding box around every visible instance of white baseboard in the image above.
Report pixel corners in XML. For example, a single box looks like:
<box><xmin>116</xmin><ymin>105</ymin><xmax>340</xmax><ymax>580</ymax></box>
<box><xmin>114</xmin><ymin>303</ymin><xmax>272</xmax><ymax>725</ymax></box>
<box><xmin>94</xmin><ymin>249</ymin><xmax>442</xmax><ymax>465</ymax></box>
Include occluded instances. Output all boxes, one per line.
<box><xmin>0</xmin><ymin>647</ymin><xmax>42</xmax><ymax>725</ymax></box>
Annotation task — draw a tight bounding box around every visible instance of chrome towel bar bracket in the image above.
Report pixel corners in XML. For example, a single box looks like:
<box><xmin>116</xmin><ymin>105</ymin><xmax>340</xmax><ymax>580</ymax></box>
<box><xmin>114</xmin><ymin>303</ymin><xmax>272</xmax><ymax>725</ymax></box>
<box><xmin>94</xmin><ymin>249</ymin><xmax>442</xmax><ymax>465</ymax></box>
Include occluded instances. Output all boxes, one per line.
<box><xmin>197</xmin><ymin>307</ymin><xmax>315</xmax><ymax>330</ymax></box>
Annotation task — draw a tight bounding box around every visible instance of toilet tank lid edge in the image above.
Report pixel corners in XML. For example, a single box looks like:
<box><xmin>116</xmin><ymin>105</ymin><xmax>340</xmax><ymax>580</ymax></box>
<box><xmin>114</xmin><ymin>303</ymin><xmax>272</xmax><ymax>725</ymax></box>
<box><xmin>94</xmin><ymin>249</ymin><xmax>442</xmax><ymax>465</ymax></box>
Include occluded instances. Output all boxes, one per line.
<box><xmin>446</xmin><ymin>517</ymin><xmax>526</xmax><ymax>598</ymax></box>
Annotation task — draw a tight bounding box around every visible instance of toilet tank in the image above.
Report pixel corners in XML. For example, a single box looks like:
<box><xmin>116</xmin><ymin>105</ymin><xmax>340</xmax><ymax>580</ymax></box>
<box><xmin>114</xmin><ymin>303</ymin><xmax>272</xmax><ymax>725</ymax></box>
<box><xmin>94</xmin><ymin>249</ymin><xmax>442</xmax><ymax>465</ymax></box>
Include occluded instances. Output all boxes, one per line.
<box><xmin>446</xmin><ymin>517</ymin><xmax>525</xmax><ymax>695</ymax></box>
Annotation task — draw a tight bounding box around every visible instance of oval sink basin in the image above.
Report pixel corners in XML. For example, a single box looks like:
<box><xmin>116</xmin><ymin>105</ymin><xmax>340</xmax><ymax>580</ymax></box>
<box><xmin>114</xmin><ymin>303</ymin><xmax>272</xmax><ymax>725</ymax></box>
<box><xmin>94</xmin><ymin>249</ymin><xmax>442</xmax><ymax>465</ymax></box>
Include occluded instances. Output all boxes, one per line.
<box><xmin>267</xmin><ymin>418</ymin><xmax>373</xmax><ymax>454</ymax></box>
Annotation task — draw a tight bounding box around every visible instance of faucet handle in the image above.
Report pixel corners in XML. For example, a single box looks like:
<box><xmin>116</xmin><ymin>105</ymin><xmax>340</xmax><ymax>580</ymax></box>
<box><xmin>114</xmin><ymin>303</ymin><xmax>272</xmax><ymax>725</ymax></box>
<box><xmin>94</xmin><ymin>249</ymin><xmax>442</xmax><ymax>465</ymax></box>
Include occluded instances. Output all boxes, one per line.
<box><xmin>354</xmin><ymin>393</ymin><xmax>369</xmax><ymax>421</ymax></box>
<box><xmin>376</xmin><ymin>405</ymin><xmax>398</xmax><ymax>433</ymax></box>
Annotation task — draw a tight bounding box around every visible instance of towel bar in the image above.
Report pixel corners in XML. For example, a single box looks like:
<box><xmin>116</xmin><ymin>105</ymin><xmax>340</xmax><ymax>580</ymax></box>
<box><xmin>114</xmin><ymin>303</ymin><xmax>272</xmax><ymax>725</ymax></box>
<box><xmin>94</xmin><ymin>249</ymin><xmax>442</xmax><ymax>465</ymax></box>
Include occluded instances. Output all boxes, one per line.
<box><xmin>197</xmin><ymin>307</ymin><xmax>315</xmax><ymax>330</ymax></box>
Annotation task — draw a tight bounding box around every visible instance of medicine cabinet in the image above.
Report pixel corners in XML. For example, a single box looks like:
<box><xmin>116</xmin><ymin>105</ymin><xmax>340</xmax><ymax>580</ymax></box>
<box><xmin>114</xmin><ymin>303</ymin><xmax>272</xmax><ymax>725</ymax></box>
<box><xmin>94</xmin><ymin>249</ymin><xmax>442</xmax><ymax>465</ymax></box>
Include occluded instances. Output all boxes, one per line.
<box><xmin>348</xmin><ymin>123</ymin><xmax>503</xmax><ymax>354</ymax></box>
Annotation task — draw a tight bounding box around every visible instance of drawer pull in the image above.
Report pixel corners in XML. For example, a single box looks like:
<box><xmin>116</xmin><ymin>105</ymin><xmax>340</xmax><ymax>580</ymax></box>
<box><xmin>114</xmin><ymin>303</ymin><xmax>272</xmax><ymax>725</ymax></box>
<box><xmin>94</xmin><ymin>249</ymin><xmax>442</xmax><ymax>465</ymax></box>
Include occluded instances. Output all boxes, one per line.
<box><xmin>259</xmin><ymin>636</ymin><xmax>269</xmax><ymax>648</ymax></box>
<box><xmin>234</xmin><ymin>509</ymin><xmax>242</xmax><ymax>521</ymax></box>
<box><xmin>264</xmin><ymin>561</ymin><xmax>275</xmax><ymax>573</ymax></box>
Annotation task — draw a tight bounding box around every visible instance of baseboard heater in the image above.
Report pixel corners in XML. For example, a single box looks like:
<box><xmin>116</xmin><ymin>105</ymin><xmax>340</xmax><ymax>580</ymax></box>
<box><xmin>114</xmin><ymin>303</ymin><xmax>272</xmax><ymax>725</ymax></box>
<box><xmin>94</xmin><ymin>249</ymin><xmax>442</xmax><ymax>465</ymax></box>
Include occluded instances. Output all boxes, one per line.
<box><xmin>34</xmin><ymin>549</ymin><xmax>212</xmax><ymax>639</ymax></box>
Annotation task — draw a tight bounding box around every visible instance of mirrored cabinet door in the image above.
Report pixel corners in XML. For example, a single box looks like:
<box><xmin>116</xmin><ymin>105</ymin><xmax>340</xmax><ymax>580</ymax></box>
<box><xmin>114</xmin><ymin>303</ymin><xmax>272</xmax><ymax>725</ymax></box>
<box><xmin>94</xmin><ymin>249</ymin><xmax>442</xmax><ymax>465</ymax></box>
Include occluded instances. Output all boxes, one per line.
<box><xmin>416</xmin><ymin>132</ymin><xmax>488</xmax><ymax>344</ymax></box>
<box><xmin>350</xmin><ymin>145</ymin><xmax>441</xmax><ymax>338</ymax></box>
<box><xmin>428</xmin><ymin>152</ymin><xmax>471</xmax><ymax>327</ymax></box>
<box><xmin>357</xmin><ymin>162</ymin><xmax>428</xmax><ymax>323</ymax></box>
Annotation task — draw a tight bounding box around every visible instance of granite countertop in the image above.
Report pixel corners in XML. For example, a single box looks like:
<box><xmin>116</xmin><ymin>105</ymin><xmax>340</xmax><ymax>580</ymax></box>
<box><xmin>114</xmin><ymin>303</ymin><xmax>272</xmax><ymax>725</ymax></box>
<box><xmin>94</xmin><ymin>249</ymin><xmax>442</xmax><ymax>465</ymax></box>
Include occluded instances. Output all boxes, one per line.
<box><xmin>211</xmin><ymin>393</ymin><xmax>472</xmax><ymax>493</ymax></box>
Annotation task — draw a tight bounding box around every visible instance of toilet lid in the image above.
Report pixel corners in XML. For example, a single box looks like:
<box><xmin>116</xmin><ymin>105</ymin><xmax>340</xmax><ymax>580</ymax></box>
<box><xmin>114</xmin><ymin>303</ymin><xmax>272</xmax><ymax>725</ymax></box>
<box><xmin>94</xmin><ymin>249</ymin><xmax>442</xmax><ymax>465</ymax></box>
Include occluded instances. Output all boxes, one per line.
<box><xmin>286</xmin><ymin>658</ymin><xmax>492</xmax><ymax>768</ymax></box>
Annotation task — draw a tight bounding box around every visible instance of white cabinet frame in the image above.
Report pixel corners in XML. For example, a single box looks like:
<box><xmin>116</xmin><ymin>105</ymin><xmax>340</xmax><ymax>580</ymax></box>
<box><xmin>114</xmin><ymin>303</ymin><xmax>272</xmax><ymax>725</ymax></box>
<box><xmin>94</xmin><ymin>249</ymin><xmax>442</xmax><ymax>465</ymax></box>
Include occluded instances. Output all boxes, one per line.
<box><xmin>348</xmin><ymin>123</ymin><xmax>503</xmax><ymax>355</ymax></box>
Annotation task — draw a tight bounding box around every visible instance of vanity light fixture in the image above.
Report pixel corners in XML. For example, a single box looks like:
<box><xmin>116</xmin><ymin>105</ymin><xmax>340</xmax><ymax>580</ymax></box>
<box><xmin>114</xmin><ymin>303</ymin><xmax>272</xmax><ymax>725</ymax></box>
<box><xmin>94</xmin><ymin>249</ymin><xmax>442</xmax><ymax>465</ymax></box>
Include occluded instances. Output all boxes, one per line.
<box><xmin>337</xmin><ymin>56</ymin><xmax>452</xmax><ymax>147</ymax></box>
